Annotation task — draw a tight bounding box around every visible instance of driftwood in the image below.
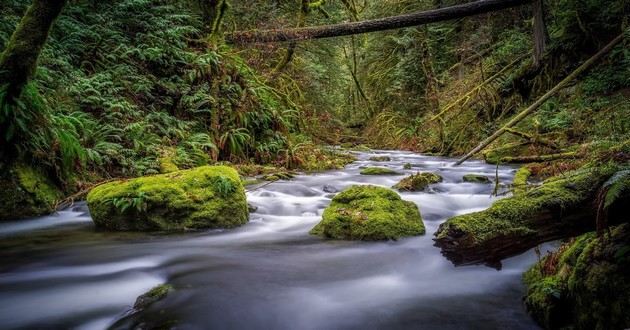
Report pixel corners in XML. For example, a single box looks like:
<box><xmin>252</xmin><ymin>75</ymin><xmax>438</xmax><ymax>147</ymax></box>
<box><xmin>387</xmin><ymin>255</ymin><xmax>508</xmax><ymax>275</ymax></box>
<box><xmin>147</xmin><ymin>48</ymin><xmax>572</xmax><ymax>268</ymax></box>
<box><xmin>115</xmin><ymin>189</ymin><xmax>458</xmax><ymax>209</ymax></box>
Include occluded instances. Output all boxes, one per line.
<box><xmin>227</xmin><ymin>0</ymin><xmax>532</xmax><ymax>44</ymax></box>
<box><xmin>454</xmin><ymin>33</ymin><xmax>624</xmax><ymax>166</ymax></box>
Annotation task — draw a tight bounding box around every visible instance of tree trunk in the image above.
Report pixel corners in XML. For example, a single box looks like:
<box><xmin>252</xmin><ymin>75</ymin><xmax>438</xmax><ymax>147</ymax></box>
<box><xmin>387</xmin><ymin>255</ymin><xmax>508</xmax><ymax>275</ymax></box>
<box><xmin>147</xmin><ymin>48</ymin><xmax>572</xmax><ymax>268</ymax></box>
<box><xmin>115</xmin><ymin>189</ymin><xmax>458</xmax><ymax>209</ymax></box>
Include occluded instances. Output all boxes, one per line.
<box><xmin>532</xmin><ymin>0</ymin><xmax>548</xmax><ymax>68</ymax></box>
<box><xmin>198</xmin><ymin>0</ymin><xmax>229</xmax><ymax>39</ymax></box>
<box><xmin>227</xmin><ymin>0</ymin><xmax>532</xmax><ymax>44</ymax></box>
<box><xmin>0</xmin><ymin>0</ymin><xmax>67</xmax><ymax>99</ymax></box>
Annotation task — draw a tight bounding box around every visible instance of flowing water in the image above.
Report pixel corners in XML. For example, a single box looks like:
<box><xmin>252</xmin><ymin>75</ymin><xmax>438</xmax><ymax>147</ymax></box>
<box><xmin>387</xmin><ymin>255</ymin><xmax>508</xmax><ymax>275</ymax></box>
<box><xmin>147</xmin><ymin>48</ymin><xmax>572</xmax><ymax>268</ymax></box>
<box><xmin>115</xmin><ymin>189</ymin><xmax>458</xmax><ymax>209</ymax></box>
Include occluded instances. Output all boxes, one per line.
<box><xmin>0</xmin><ymin>151</ymin><xmax>553</xmax><ymax>329</ymax></box>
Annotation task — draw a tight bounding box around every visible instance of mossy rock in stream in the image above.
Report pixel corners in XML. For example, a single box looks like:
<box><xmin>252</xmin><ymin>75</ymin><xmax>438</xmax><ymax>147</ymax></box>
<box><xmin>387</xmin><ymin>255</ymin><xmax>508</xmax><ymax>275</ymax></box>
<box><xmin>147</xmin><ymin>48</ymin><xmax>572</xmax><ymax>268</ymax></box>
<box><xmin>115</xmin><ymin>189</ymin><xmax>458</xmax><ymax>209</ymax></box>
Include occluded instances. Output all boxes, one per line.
<box><xmin>434</xmin><ymin>165</ymin><xmax>625</xmax><ymax>267</ymax></box>
<box><xmin>462</xmin><ymin>174</ymin><xmax>491</xmax><ymax>183</ymax></box>
<box><xmin>310</xmin><ymin>185</ymin><xmax>424</xmax><ymax>240</ymax></box>
<box><xmin>86</xmin><ymin>166</ymin><xmax>248</xmax><ymax>231</ymax></box>
<box><xmin>360</xmin><ymin>167</ymin><xmax>400</xmax><ymax>175</ymax></box>
<box><xmin>369</xmin><ymin>156</ymin><xmax>391</xmax><ymax>162</ymax></box>
<box><xmin>0</xmin><ymin>164</ymin><xmax>62</xmax><ymax>220</ymax></box>
<box><xmin>393</xmin><ymin>172</ymin><xmax>442</xmax><ymax>191</ymax></box>
<box><xmin>523</xmin><ymin>224</ymin><xmax>630</xmax><ymax>330</ymax></box>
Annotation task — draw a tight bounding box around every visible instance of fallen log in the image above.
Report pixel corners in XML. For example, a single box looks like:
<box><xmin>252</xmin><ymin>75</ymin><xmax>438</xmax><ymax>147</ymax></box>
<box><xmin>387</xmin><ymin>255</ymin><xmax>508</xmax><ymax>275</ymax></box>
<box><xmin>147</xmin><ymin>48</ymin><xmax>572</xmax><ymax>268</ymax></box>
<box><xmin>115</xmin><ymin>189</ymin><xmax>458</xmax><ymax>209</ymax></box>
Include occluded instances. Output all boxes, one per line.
<box><xmin>434</xmin><ymin>166</ymin><xmax>624</xmax><ymax>268</ymax></box>
<box><xmin>499</xmin><ymin>151</ymin><xmax>577</xmax><ymax>163</ymax></box>
<box><xmin>227</xmin><ymin>0</ymin><xmax>531</xmax><ymax>44</ymax></box>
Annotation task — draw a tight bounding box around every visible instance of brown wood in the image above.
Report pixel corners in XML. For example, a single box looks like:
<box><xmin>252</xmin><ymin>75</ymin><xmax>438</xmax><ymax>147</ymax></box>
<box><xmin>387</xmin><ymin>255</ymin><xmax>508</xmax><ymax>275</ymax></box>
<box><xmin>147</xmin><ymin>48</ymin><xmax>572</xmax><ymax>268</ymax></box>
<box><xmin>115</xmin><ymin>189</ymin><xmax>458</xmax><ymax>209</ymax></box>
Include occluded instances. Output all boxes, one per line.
<box><xmin>227</xmin><ymin>0</ymin><xmax>532</xmax><ymax>44</ymax></box>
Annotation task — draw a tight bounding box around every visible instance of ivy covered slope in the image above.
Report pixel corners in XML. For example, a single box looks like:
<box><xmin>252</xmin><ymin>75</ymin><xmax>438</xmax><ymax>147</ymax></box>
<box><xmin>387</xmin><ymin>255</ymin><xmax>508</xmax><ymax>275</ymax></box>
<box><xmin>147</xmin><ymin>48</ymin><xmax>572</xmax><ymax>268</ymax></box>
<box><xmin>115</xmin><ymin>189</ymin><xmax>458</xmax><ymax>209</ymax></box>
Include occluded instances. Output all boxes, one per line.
<box><xmin>86</xmin><ymin>166</ymin><xmax>248</xmax><ymax>231</ymax></box>
<box><xmin>434</xmin><ymin>163</ymin><xmax>629</xmax><ymax>267</ymax></box>
<box><xmin>523</xmin><ymin>224</ymin><xmax>630</xmax><ymax>330</ymax></box>
<box><xmin>310</xmin><ymin>185</ymin><xmax>424</xmax><ymax>240</ymax></box>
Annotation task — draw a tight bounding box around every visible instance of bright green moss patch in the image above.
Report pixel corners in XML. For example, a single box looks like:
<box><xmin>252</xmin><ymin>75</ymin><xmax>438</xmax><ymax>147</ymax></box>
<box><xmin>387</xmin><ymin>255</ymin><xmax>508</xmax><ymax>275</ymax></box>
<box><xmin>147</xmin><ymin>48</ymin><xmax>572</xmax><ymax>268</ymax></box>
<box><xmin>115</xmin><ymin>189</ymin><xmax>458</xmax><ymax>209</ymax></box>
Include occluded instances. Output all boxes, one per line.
<box><xmin>360</xmin><ymin>167</ymin><xmax>400</xmax><ymax>175</ymax></box>
<box><xmin>523</xmin><ymin>225</ymin><xmax>630</xmax><ymax>329</ymax></box>
<box><xmin>0</xmin><ymin>164</ymin><xmax>62</xmax><ymax>220</ymax></box>
<box><xmin>86</xmin><ymin>166</ymin><xmax>248</xmax><ymax>231</ymax></box>
<box><xmin>369</xmin><ymin>156</ymin><xmax>391</xmax><ymax>162</ymax></box>
<box><xmin>393</xmin><ymin>172</ymin><xmax>442</xmax><ymax>191</ymax></box>
<box><xmin>158</xmin><ymin>148</ymin><xmax>179</xmax><ymax>174</ymax></box>
<box><xmin>462</xmin><ymin>174</ymin><xmax>491</xmax><ymax>183</ymax></box>
<box><xmin>310</xmin><ymin>185</ymin><xmax>424</xmax><ymax>240</ymax></box>
<box><xmin>513</xmin><ymin>166</ymin><xmax>532</xmax><ymax>194</ymax></box>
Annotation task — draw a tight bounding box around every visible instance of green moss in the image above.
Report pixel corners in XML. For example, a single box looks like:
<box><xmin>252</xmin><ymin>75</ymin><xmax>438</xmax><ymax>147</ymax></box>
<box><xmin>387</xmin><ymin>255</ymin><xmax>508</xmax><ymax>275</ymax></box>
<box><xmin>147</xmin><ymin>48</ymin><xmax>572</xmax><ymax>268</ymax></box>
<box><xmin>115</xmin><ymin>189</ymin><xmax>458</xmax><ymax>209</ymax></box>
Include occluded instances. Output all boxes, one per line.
<box><xmin>462</xmin><ymin>174</ymin><xmax>491</xmax><ymax>183</ymax></box>
<box><xmin>483</xmin><ymin>142</ymin><xmax>530</xmax><ymax>164</ymax></box>
<box><xmin>0</xmin><ymin>164</ymin><xmax>62</xmax><ymax>220</ymax></box>
<box><xmin>158</xmin><ymin>148</ymin><xmax>179</xmax><ymax>174</ymax></box>
<box><xmin>393</xmin><ymin>172</ymin><xmax>442</xmax><ymax>191</ymax></box>
<box><xmin>262</xmin><ymin>171</ymin><xmax>295</xmax><ymax>181</ymax></box>
<box><xmin>403</xmin><ymin>163</ymin><xmax>412</xmax><ymax>170</ymax></box>
<box><xmin>86</xmin><ymin>166</ymin><xmax>248</xmax><ymax>231</ymax></box>
<box><xmin>523</xmin><ymin>225</ymin><xmax>630</xmax><ymax>330</ymax></box>
<box><xmin>513</xmin><ymin>166</ymin><xmax>532</xmax><ymax>194</ymax></box>
<box><xmin>360</xmin><ymin>167</ymin><xmax>400</xmax><ymax>175</ymax></box>
<box><xmin>310</xmin><ymin>185</ymin><xmax>424</xmax><ymax>240</ymax></box>
<box><xmin>369</xmin><ymin>156</ymin><xmax>391</xmax><ymax>162</ymax></box>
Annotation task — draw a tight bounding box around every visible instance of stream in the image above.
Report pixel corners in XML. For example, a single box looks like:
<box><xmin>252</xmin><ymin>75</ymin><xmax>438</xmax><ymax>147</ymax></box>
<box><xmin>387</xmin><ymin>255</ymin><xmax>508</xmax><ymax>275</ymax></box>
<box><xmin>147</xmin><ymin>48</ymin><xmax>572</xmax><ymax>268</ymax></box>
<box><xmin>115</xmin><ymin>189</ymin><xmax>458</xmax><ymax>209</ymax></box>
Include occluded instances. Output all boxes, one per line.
<box><xmin>0</xmin><ymin>150</ymin><xmax>552</xmax><ymax>329</ymax></box>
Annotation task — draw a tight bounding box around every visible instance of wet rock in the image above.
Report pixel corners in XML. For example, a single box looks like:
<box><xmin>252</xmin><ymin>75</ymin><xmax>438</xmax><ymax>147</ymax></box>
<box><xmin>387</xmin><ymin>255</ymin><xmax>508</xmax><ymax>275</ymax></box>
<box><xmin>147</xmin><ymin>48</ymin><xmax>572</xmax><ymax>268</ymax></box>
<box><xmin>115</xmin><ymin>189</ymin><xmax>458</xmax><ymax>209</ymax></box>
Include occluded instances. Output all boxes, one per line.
<box><xmin>463</xmin><ymin>174</ymin><xmax>491</xmax><ymax>183</ymax></box>
<box><xmin>134</xmin><ymin>284</ymin><xmax>172</xmax><ymax>310</ymax></box>
<box><xmin>393</xmin><ymin>172</ymin><xmax>443</xmax><ymax>191</ymax></box>
<box><xmin>310</xmin><ymin>185</ymin><xmax>424</xmax><ymax>240</ymax></box>
<box><xmin>403</xmin><ymin>163</ymin><xmax>412</xmax><ymax>170</ymax></box>
<box><xmin>248</xmin><ymin>203</ymin><xmax>258</xmax><ymax>213</ymax></box>
<box><xmin>360</xmin><ymin>167</ymin><xmax>400</xmax><ymax>175</ymax></box>
<box><xmin>369</xmin><ymin>156</ymin><xmax>391</xmax><ymax>162</ymax></box>
<box><xmin>87</xmin><ymin>166</ymin><xmax>248</xmax><ymax>231</ymax></box>
<box><xmin>323</xmin><ymin>185</ymin><xmax>338</xmax><ymax>193</ymax></box>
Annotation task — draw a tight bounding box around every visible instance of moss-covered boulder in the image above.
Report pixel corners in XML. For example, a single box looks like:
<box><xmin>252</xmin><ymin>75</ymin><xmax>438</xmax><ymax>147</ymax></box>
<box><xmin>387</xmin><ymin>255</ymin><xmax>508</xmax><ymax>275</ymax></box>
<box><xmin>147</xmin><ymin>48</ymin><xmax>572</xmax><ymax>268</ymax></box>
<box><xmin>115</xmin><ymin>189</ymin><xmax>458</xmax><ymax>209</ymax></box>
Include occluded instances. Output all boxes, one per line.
<box><xmin>0</xmin><ymin>164</ymin><xmax>62</xmax><ymax>220</ymax></box>
<box><xmin>369</xmin><ymin>156</ymin><xmax>391</xmax><ymax>162</ymax></box>
<box><xmin>310</xmin><ymin>185</ymin><xmax>424</xmax><ymax>240</ymax></box>
<box><xmin>87</xmin><ymin>166</ymin><xmax>248</xmax><ymax>231</ymax></box>
<box><xmin>435</xmin><ymin>166</ymin><xmax>623</xmax><ymax>267</ymax></box>
<box><xmin>360</xmin><ymin>167</ymin><xmax>400</xmax><ymax>175</ymax></box>
<box><xmin>393</xmin><ymin>172</ymin><xmax>442</xmax><ymax>191</ymax></box>
<box><xmin>523</xmin><ymin>224</ymin><xmax>630</xmax><ymax>330</ymax></box>
<box><xmin>462</xmin><ymin>174</ymin><xmax>491</xmax><ymax>183</ymax></box>
<box><xmin>513</xmin><ymin>166</ymin><xmax>532</xmax><ymax>194</ymax></box>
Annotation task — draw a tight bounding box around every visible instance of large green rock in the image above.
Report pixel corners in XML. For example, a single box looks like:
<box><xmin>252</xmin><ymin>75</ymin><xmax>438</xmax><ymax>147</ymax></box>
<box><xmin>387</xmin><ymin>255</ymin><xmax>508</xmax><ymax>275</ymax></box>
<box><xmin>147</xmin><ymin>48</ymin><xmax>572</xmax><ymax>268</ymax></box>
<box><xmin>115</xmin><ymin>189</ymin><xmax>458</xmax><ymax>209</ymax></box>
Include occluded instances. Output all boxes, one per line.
<box><xmin>87</xmin><ymin>166</ymin><xmax>248</xmax><ymax>231</ymax></box>
<box><xmin>0</xmin><ymin>164</ymin><xmax>62</xmax><ymax>220</ymax></box>
<box><xmin>523</xmin><ymin>224</ymin><xmax>630</xmax><ymax>330</ymax></box>
<box><xmin>310</xmin><ymin>185</ymin><xmax>424</xmax><ymax>240</ymax></box>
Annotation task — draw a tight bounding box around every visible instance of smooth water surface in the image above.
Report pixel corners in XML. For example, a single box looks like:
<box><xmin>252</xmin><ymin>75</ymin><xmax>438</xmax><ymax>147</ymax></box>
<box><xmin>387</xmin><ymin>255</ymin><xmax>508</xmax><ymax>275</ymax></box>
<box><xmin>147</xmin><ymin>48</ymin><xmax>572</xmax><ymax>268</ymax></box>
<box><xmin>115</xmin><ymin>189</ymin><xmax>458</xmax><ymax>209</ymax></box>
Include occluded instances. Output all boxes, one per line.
<box><xmin>0</xmin><ymin>151</ymin><xmax>551</xmax><ymax>329</ymax></box>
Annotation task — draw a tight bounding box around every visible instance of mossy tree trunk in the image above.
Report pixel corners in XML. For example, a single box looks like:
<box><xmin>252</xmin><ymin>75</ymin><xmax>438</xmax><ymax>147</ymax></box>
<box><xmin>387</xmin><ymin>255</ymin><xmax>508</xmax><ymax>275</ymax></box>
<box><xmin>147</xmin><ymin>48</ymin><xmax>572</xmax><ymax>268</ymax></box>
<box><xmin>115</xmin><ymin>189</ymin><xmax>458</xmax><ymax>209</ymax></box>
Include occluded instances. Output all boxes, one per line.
<box><xmin>0</xmin><ymin>0</ymin><xmax>67</xmax><ymax>99</ymax></box>
<box><xmin>198</xmin><ymin>0</ymin><xmax>229</xmax><ymax>40</ymax></box>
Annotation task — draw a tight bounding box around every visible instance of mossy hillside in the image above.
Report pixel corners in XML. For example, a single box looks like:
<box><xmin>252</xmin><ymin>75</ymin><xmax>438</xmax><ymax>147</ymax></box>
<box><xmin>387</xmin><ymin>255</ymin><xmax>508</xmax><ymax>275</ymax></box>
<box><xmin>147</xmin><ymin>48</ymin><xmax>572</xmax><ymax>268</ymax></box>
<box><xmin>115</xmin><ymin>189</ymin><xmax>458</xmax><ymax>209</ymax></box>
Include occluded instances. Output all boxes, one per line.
<box><xmin>0</xmin><ymin>164</ymin><xmax>62</xmax><ymax>220</ymax></box>
<box><xmin>86</xmin><ymin>166</ymin><xmax>248</xmax><ymax>231</ymax></box>
<box><xmin>434</xmin><ymin>166</ymin><xmax>618</xmax><ymax>264</ymax></box>
<box><xmin>310</xmin><ymin>185</ymin><xmax>424</xmax><ymax>240</ymax></box>
<box><xmin>462</xmin><ymin>174</ymin><xmax>491</xmax><ymax>183</ymax></box>
<box><xmin>393</xmin><ymin>172</ymin><xmax>442</xmax><ymax>191</ymax></box>
<box><xmin>360</xmin><ymin>167</ymin><xmax>400</xmax><ymax>175</ymax></box>
<box><xmin>523</xmin><ymin>224</ymin><xmax>630</xmax><ymax>330</ymax></box>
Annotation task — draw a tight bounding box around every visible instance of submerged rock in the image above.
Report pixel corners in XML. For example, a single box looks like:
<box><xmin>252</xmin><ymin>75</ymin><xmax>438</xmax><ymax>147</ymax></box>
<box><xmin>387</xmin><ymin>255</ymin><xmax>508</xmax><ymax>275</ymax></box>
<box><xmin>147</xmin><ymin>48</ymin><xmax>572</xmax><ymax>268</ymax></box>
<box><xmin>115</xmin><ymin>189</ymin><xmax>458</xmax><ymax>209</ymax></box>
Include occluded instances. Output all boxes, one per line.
<box><xmin>0</xmin><ymin>164</ymin><xmax>62</xmax><ymax>220</ymax></box>
<box><xmin>403</xmin><ymin>163</ymin><xmax>413</xmax><ymax>170</ymax></box>
<box><xmin>462</xmin><ymin>174</ymin><xmax>491</xmax><ymax>183</ymax></box>
<box><xmin>360</xmin><ymin>167</ymin><xmax>400</xmax><ymax>175</ymax></box>
<box><xmin>523</xmin><ymin>224</ymin><xmax>630</xmax><ymax>330</ymax></box>
<box><xmin>393</xmin><ymin>172</ymin><xmax>442</xmax><ymax>191</ymax></box>
<box><xmin>322</xmin><ymin>185</ymin><xmax>338</xmax><ymax>193</ymax></box>
<box><xmin>369</xmin><ymin>156</ymin><xmax>391</xmax><ymax>162</ymax></box>
<box><xmin>310</xmin><ymin>185</ymin><xmax>424</xmax><ymax>240</ymax></box>
<box><xmin>435</xmin><ymin>166</ymin><xmax>624</xmax><ymax>267</ymax></box>
<box><xmin>86</xmin><ymin>166</ymin><xmax>248</xmax><ymax>231</ymax></box>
